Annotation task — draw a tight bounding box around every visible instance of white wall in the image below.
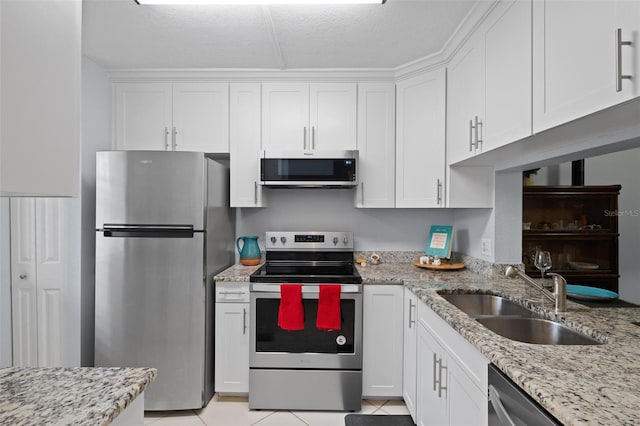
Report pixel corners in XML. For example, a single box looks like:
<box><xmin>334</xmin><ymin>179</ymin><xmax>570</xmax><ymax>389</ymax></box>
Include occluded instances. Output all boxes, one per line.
<box><xmin>585</xmin><ymin>148</ymin><xmax>640</xmax><ymax>304</ymax></box>
<box><xmin>236</xmin><ymin>189</ymin><xmax>454</xmax><ymax>252</ymax></box>
<box><xmin>80</xmin><ymin>56</ymin><xmax>112</xmax><ymax>366</ymax></box>
<box><xmin>0</xmin><ymin>198</ymin><xmax>11</xmax><ymax>366</ymax></box>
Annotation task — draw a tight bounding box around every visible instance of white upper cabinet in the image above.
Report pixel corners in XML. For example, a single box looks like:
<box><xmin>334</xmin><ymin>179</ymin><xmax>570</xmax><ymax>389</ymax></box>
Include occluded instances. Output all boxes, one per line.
<box><xmin>446</xmin><ymin>35</ymin><xmax>485</xmax><ymax>165</ymax></box>
<box><xmin>483</xmin><ymin>0</ymin><xmax>532</xmax><ymax>151</ymax></box>
<box><xmin>114</xmin><ymin>82</ymin><xmax>229</xmax><ymax>153</ymax></box>
<box><xmin>356</xmin><ymin>83</ymin><xmax>396</xmax><ymax>208</ymax></box>
<box><xmin>396</xmin><ymin>69</ymin><xmax>446</xmax><ymax>208</ymax></box>
<box><xmin>262</xmin><ymin>83</ymin><xmax>357</xmax><ymax>152</ymax></box>
<box><xmin>533</xmin><ymin>0</ymin><xmax>640</xmax><ymax>133</ymax></box>
<box><xmin>0</xmin><ymin>0</ymin><xmax>81</xmax><ymax>197</ymax></box>
<box><xmin>447</xmin><ymin>0</ymin><xmax>531</xmax><ymax>165</ymax></box>
<box><xmin>230</xmin><ymin>83</ymin><xmax>266</xmax><ymax>208</ymax></box>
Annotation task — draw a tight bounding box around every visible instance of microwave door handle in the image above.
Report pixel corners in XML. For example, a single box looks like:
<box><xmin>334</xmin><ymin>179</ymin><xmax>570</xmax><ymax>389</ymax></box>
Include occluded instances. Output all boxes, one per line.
<box><xmin>489</xmin><ymin>385</ymin><xmax>517</xmax><ymax>426</ymax></box>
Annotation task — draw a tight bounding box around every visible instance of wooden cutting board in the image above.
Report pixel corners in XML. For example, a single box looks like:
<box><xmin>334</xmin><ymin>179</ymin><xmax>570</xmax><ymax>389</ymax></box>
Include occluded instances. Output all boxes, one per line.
<box><xmin>412</xmin><ymin>259</ymin><xmax>465</xmax><ymax>270</ymax></box>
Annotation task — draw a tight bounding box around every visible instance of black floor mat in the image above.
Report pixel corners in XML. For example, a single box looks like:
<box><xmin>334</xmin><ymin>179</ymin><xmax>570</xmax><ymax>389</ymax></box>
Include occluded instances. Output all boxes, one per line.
<box><xmin>345</xmin><ymin>414</ymin><xmax>415</xmax><ymax>426</ymax></box>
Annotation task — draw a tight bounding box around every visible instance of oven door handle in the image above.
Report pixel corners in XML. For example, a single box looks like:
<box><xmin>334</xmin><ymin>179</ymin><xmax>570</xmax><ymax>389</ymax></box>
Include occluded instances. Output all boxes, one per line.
<box><xmin>250</xmin><ymin>283</ymin><xmax>361</xmax><ymax>294</ymax></box>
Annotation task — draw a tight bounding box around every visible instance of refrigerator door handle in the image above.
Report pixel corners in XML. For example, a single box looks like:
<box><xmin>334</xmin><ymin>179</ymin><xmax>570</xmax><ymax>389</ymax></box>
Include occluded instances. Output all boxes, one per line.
<box><xmin>100</xmin><ymin>225</ymin><xmax>197</xmax><ymax>238</ymax></box>
<box><xmin>102</xmin><ymin>224</ymin><xmax>194</xmax><ymax>231</ymax></box>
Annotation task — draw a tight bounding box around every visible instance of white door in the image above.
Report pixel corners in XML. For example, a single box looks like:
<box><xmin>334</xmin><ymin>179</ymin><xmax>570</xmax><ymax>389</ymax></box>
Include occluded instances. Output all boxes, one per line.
<box><xmin>262</xmin><ymin>83</ymin><xmax>309</xmax><ymax>151</ymax></box>
<box><xmin>356</xmin><ymin>83</ymin><xmax>395</xmax><ymax>208</ymax></box>
<box><xmin>173</xmin><ymin>83</ymin><xmax>229</xmax><ymax>153</ymax></box>
<box><xmin>483</xmin><ymin>0</ymin><xmax>532</xmax><ymax>151</ymax></box>
<box><xmin>214</xmin><ymin>303</ymin><xmax>250</xmax><ymax>393</ymax></box>
<box><xmin>230</xmin><ymin>83</ymin><xmax>265</xmax><ymax>207</ymax></box>
<box><xmin>114</xmin><ymin>83</ymin><xmax>172</xmax><ymax>150</ymax></box>
<box><xmin>416</xmin><ymin>324</ymin><xmax>448</xmax><ymax>426</ymax></box>
<box><xmin>532</xmin><ymin>0</ymin><xmax>640</xmax><ymax>133</ymax></box>
<box><xmin>362</xmin><ymin>285</ymin><xmax>403</xmax><ymax>398</ymax></box>
<box><xmin>10</xmin><ymin>198</ymin><xmax>69</xmax><ymax>367</ymax></box>
<box><xmin>309</xmin><ymin>83</ymin><xmax>357</xmax><ymax>151</ymax></box>
<box><xmin>396</xmin><ymin>69</ymin><xmax>446</xmax><ymax>208</ymax></box>
<box><xmin>448</xmin><ymin>359</ymin><xmax>488</xmax><ymax>426</ymax></box>
<box><xmin>446</xmin><ymin>35</ymin><xmax>484</xmax><ymax>164</ymax></box>
<box><xmin>402</xmin><ymin>289</ymin><xmax>418</xmax><ymax>421</ymax></box>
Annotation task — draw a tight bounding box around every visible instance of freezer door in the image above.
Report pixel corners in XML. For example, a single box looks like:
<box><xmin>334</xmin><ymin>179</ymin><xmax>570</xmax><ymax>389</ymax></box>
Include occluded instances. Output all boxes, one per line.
<box><xmin>95</xmin><ymin>231</ymin><xmax>209</xmax><ymax>410</ymax></box>
<box><xmin>96</xmin><ymin>151</ymin><xmax>206</xmax><ymax>228</ymax></box>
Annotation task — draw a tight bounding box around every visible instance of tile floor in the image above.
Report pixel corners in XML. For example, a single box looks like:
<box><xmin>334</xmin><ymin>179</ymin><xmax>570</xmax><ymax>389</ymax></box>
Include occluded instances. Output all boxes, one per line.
<box><xmin>144</xmin><ymin>395</ymin><xmax>410</xmax><ymax>426</ymax></box>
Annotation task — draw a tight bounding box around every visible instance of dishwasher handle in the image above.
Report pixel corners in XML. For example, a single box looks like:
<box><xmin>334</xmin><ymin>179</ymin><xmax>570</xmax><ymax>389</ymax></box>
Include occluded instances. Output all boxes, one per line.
<box><xmin>489</xmin><ymin>385</ymin><xmax>517</xmax><ymax>426</ymax></box>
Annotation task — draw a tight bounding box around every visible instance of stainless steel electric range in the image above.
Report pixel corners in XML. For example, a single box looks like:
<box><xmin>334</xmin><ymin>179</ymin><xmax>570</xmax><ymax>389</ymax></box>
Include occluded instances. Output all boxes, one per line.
<box><xmin>249</xmin><ymin>231</ymin><xmax>363</xmax><ymax>411</ymax></box>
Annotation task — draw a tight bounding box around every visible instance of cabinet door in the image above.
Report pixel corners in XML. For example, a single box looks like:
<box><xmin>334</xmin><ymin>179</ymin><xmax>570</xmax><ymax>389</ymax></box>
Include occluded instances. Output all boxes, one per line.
<box><xmin>402</xmin><ymin>289</ymin><xmax>418</xmax><ymax>422</ymax></box>
<box><xmin>356</xmin><ymin>83</ymin><xmax>396</xmax><ymax>208</ymax></box>
<box><xmin>309</xmin><ymin>83</ymin><xmax>357</xmax><ymax>151</ymax></box>
<box><xmin>230</xmin><ymin>83</ymin><xmax>265</xmax><ymax>207</ymax></box>
<box><xmin>483</xmin><ymin>0</ymin><xmax>532</xmax><ymax>151</ymax></box>
<box><xmin>396</xmin><ymin>69</ymin><xmax>446</xmax><ymax>208</ymax></box>
<box><xmin>448</xmin><ymin>358</ymin><xmax>488</xmax><ymax>426</ymax></box>
<box><xmin>533</xmin><ymin>1</ymin><xmax>640</xmax><ymax>133</ymax></box>
<box><xmin>172</xmin><ymin>83</ymin><xmax>229</xmax><ymax>153</ymax></box>
<box><xmin>214</xmin><ymin>302</ymin><xmax>250</xmax><ymax>393</ymax></box>
<box><xmin>114</xmin><ymin>83</ymin><xmax>172</xmax><ymax>150</ymax></box>
<box><xmin>446</xmin><ymin>36</ymin><xmax>484</xmax><ymax>164</ymax></box>
<box><xmin>262</xmin><ymin>83</ymin><xmax>309</xmax><ymax>151</ymax></box>
<box><xmin>362</xmin><ymin>285</ymin><xmax>403</xmax><ymax>398</ymax></box>
<box><xmin>416</xmin><ymin>323</ymin><xmax>448</xmax><ymax>426</ymax></box>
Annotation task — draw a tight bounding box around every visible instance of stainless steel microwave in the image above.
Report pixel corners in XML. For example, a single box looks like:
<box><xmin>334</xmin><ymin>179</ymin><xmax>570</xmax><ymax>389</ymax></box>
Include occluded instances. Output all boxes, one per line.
<box><xmin>260</xmin><ymin>150</ymin><xmax>358</xmax><ymax>188</ymax></box>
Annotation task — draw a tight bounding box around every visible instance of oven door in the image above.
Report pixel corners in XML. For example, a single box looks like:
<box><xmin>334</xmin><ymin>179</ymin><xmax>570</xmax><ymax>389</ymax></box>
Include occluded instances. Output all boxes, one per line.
<box><xmin>250</xmin><ymin>283</ymin><xmax>362</xmax><ymax>370</ymax></box>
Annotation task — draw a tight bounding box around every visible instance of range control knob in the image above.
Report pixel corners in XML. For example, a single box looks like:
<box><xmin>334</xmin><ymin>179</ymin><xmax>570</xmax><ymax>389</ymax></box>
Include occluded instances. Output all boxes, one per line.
<box><xmin>343</xmin><ymin>236</ymin><xmax>349</xmax><ymax>245</ymax></box>
<box><xmin>333</xmin><ymin>237</ymin><xmax>339</xmax><ymax>245</ymax></box>
<box><xmin>280</xmin><ymin>236</ymin><xmax>287</xmax><ymax>245</ymax></box>
<box><xmin>270</xmin><ymin>236</ymin><xmax>277</xmax><ymax>245</ymax></box>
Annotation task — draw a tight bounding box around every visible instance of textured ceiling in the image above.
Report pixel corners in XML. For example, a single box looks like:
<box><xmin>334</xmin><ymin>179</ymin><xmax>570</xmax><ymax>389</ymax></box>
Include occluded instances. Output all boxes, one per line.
<box><xmin>82</xmin><ymin>0</ymin><xmax>477</xmax><ymax>69</ymax></box>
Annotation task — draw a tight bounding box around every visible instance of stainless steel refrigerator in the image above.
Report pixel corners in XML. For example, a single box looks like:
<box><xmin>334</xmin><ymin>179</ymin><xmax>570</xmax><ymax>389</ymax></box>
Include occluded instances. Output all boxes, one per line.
<box><xmin>94</xmin><ymin>151</ymin><xmax>234</xmax><ymax>411</ymax></box>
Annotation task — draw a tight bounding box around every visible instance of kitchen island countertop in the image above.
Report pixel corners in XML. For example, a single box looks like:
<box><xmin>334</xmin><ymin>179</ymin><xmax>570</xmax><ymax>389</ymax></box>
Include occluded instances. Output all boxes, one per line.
<box><xmin>215</xmin><ymin>259</ymin><xmax>640</xmax><ymax>425</ymax></box>
<box><xmin>0</xmin><ymin>367</ymin><xmax>157</xmax><ymax>426</ymax></box>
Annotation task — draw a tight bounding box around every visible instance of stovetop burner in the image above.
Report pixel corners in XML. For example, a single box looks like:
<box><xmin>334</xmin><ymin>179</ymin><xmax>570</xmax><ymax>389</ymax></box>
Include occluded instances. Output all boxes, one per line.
<box><xmin>249</xmin><ymin>231</ymin><xmax>362</xmax><ymax>284</ymax></box>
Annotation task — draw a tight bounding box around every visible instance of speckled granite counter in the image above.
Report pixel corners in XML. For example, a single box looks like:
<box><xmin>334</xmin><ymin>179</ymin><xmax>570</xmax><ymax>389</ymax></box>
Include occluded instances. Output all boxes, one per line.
<box><xmin>0</xmin><ymin>367</ymin><xmax>157</xmax><ymax>426</ymax></box>
<box><xmin>215</xmin><ymin>258</ymin><xmax>640</xmax><ymax>425</ymax></box>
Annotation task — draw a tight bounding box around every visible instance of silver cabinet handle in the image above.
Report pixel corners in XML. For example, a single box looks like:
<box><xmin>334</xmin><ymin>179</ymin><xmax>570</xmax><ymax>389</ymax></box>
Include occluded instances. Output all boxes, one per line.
<box><xmin>616</xmin><ymin>28</ymin><xmax>633</xmax><ymax>92</ymax></box>
<box><xmin>172</xmin><ymin>126</ymin><xmax>177</xmax><ymax>150</ymax></box>
<box><xmin>408</xmin><ymin>299</ymin><xmax>415</xmax><ymax>329</ymax></box>
<box><xmin>489</xmin><ymin>385</ymin><xmax>517</xmax><ymax>426</ymax></box>
<box><xmin>254</xmin><ymin>181</ymin><xmax>258</xmax><ymax>205</ymax></box>
<box><xmin>361</xmin><ymin>182</ymin><xmax>365</xmax><ymax>206</ymax></box>
<box><xmin>312</xmin><ymin>126</ymin><xmax>316</xmax><ymax>150</ymax></box>
<box><xmin>242</xmin><ymin>307</ymin><xmax>247</xmax><ymax>335</ymax></box>
<box><xmin>436</xmin><ymin>179</ymin><xmax>442</xmax><ymax>205</ymax></box>
<box><xmin>19</xmin><ymin>274</ymin><xmax>27</xmax><ymax>280</ymax></box>
<box><xmin>164</xmin><ymin>127</ymin><xmax>170</xmax><ymax>150</ymax></box>
<box><xmin>219</xmin><ymin>291</ymin><xmax>247</xmax><ymax>296</ymax></box>
<box><xmin>469</xmin><ymin>119</ymin><xmax>475</xmax><ymax>151</ymax></box>
<box><xmin>303</xmin><ymin>126</ymin><xmax>307</xmax><ymax>150</ymax></box>
<box><xmin>475</xmin><ymin>116</ymin><xmax>483</xmax><ymax>149</ymax></box>
<box><xmin>433</xmin><ymin>353</ymin><xmax>439</xmax><ymax>392</ymax></box>
<box><xmin>438</xmin><ymin>362</ymin><xmax>448</xmax><ymax>398</ymax></box>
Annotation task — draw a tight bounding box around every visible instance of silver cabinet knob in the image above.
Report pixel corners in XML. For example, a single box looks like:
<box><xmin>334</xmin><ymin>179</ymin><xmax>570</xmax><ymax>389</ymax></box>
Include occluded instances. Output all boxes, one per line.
<box><xmin>19</xmin><ymin>274</ymin><xmax>27</xmax><ymax>280</ymax></box>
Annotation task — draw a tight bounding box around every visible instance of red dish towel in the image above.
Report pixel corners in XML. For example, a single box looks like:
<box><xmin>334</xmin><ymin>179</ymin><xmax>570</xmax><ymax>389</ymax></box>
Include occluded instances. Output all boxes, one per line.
<box><xmin>278</xmin><ymin>284</ymin><xmax>304</xmax><ymax>331</ymax></box>
<box><xmin>316</xmin><ymin>285</ymin><xmax>341</xmax><ymax>331</ymax></box>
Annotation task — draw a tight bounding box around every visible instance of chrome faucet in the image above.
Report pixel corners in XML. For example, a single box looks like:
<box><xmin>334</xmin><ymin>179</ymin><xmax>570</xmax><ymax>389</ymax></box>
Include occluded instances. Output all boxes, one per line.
<box><xmin>505</xmin><ymin>266</ymin><xmax>567</xmax><ymax>313</ymax></box>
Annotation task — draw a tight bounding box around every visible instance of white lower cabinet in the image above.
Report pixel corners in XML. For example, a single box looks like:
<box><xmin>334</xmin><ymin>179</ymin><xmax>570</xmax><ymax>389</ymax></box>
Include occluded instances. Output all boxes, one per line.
<box><xmin>214</xmin><ymin>282</ymin><xmax>250</xmax><ymax>394</ymax></box>
<box><xmin>362</xmin><ymin>285</ymin><xmax>404</xmax><ymax>398</ymax></box>
<box><xmin>409</xmin><ymin>294</ymin><xmax>489</xmax><ymax>426</ymax></box>
<box><xmin>402</xmin><ymin>288</ymin><xmax>418</xmax><ymax>421</ymax></box>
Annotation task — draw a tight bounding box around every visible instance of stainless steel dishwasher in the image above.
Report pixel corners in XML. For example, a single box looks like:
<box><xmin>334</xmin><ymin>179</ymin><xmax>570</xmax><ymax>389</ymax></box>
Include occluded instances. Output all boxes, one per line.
<box><xmin>488</xmin><ymin>365</ymin><xmax>560</xmax><ymax>426</ymax></box>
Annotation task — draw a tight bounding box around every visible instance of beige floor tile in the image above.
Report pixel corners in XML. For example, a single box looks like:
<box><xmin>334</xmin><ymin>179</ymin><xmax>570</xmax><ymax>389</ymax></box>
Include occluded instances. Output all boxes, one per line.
<box><xmin>292</xmin><ymin>401</ymin><xmax>377</xmax><ymax>426</ymax></box>
<box><xmin>252</xmin><ymin>411</ymin><xmax>307</xmax><ymax>425</ymax></box>
<box><xmin>379</xmin><ymin>400</ymin><xmax>411</xmax><ymax>415</ymax></box>
<box><xmin>196</xmin><ymin>399</ymin><xmax>273</xmax><ymax>426</ymax></box>
<box><xmin>362</xmin><ymin>399</ymin><xmax>388</xmax><ymax>408</ymax></box>
<box><xmin>146</xmin><ymin>411</ymin><xmax>205</xmax><ymax>425</ymax></box>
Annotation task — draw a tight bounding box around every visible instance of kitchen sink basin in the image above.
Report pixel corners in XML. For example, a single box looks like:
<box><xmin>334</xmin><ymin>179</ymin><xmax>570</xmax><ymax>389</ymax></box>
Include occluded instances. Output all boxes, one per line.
<box><xmin>475</xmin><ymin>317</ymin><xmax>601</xmax><ymax>345</ymax></box>
<box><xmin>440</xmin><ymin>293</ymin><xmax>535</xmax><ymax>317</ymax></box>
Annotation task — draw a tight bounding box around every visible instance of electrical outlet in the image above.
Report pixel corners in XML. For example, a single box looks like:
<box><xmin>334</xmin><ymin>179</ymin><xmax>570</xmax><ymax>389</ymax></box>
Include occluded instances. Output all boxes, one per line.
<box><xmin>481</xmin><ymin>238</ymin><xmax>492</xmax><ymax>256</ymax></box>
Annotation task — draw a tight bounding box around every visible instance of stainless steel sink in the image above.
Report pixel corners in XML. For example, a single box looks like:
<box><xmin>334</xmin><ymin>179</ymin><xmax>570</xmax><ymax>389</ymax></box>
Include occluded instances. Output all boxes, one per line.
<box><xmin>476</xmin><ymin>317</ymin><xmax>601</xmax><ymax>345</ymax></box>
<box><xmin>440</xmin><ymin>293</ymin><xmax>535</xmax><ymax>317</ymax></box>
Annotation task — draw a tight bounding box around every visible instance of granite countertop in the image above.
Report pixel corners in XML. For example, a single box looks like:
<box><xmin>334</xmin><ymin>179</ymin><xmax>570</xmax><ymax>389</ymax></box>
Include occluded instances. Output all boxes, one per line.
<box><xmin>215</xmin><ymin>257</ymin><xmax>640</xmax><ymax>425</ymax></box>
<box><xmin>0</xmin><ymin>367</ymin><xmax>157</xmax><ymax>426</ymax></box>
